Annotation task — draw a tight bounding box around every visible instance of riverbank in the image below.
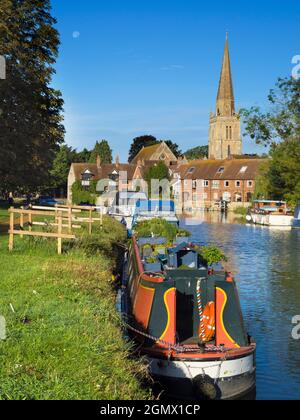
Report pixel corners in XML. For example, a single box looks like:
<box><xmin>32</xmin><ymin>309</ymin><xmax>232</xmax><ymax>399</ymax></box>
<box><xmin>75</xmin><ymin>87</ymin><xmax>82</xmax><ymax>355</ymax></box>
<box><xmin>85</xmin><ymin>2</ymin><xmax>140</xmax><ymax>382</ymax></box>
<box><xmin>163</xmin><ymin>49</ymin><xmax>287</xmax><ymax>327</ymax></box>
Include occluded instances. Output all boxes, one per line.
<box><xmin>0</xmin><ymin>212</ymin><xmax>151</xmax><ymax>400</ymax></box>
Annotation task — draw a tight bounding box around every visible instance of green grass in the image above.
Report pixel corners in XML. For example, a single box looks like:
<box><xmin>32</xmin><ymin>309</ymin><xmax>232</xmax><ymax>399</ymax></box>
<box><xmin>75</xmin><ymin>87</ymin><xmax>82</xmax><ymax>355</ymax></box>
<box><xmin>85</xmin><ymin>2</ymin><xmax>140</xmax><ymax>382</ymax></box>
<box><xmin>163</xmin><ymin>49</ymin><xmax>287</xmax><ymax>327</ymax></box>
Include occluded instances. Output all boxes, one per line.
<box><xmin>0</xmin><ymin>220</ymin><xmax>151</xmax><ymax>400</ymax></box>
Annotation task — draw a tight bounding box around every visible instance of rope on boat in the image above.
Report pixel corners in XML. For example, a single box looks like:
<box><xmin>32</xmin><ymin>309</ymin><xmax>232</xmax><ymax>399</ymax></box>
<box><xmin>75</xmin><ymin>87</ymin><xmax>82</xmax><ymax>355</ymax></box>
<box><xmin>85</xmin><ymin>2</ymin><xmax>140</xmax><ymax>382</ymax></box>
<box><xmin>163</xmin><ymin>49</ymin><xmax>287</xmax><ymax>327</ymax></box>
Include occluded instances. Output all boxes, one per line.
<box><xmin>123</xmin><ymin>321</ymin><xmax>229</xmax><ymax>354</ymax></box>
<box><xmin>196</xmin><ymin>279</ymin><xmax>206</xmax><ymax>342</ymax></box>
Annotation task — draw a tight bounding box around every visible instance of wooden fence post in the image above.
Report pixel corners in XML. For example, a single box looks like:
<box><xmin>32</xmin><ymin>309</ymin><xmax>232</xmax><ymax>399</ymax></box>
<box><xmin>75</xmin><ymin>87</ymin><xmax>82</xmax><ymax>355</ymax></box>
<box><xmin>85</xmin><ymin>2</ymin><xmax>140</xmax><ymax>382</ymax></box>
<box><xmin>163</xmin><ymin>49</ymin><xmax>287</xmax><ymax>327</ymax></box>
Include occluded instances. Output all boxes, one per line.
<box><xmin>57</xmin><ymin>211</ymin><xmax>62</xmax><ymax>255</ymax></box>
<box><xmin>89</xmin><ymin>208</ymin><xmax>92</xmax><ymax>235</ymax></box>
<box><xmin>28</xmin><ymin>210</ymin><xmax>32</xmax><ymax>232</ymax></box>
<box><xmin>9</xmin><ymin>209</ymin><xmax>14</xmax><ymax>251</ymax></box>
<box><xmin>68</xmin><ymin>206</ymin><xmax>72</xmax><ymax>234</ymax></box>
<box><xmin>20</xmin><ymin>206</ymin><xmax>24</xmax><ymax>238</ymax></box>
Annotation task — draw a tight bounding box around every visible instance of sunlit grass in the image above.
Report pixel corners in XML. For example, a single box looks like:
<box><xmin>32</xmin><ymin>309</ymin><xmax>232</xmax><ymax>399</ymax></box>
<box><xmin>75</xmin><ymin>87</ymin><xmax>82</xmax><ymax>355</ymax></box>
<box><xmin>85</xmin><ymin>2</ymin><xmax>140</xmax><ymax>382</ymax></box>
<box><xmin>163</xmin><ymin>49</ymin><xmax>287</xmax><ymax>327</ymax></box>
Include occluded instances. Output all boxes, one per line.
<box><xmin>0</xmin><ymin>219</ymin><xmax>151</xmax><ymax>400</ymax></box>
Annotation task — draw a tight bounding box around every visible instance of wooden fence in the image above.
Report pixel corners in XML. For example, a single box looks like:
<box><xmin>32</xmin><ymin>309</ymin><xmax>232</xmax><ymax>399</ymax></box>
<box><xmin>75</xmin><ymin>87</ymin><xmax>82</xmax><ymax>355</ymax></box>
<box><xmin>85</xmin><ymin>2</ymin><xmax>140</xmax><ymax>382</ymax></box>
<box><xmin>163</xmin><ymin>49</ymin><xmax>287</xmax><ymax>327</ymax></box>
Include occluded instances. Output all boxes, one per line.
<box><xmin>8</xmin><ymin>205</ymin><xmax>104</xmax><ymax>255</ymax></box>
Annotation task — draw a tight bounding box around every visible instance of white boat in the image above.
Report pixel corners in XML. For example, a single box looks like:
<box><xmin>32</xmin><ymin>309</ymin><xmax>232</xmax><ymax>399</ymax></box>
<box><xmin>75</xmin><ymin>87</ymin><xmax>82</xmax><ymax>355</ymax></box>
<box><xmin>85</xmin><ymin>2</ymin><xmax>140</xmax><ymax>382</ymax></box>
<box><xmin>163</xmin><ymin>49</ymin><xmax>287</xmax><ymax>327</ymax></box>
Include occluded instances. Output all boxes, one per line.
<box><xmin>133</xmin><ymin>200</ymin><xmax>179</xmax><ymax>227</ymax></box>
<box><xmin>247</xmin><ymin>200</ymin><xmax>294</xmax><ymax>227</ymax></box>
<box><xmin>293</xmin><ymin>204</ymin><xmax>300</xmax><ymax>229</ymax></box>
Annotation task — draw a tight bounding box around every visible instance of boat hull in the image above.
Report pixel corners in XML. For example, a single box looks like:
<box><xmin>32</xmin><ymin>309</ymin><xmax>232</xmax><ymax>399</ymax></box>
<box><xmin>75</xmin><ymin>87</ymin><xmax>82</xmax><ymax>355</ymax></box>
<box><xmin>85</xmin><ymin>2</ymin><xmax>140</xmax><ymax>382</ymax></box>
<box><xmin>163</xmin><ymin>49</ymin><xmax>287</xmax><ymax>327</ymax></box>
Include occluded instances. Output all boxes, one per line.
<box><xmin>250</xmin><ymin>212</ymin><xmax>293</xmax><ymax>227</ymax></box>
<box><xmin>149</xmin><ymin>351</ymin><xmax>256</xmax><ymax>400</ymax></box>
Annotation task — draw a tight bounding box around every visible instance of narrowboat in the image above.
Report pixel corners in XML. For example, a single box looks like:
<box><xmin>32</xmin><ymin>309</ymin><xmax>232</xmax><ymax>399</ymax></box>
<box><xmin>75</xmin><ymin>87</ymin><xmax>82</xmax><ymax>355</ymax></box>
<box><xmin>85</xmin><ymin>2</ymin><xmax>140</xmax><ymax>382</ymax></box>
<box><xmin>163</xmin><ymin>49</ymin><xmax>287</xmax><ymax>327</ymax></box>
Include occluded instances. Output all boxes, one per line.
<box><xmin>246</xmin><ymin>200</ymin><xmax>294</xmax><ymax>227</ymax></box>
<box><xmin>121</xmin><ymin>236</ymin><xmax>256</xmax><ymax>400</ymax></box>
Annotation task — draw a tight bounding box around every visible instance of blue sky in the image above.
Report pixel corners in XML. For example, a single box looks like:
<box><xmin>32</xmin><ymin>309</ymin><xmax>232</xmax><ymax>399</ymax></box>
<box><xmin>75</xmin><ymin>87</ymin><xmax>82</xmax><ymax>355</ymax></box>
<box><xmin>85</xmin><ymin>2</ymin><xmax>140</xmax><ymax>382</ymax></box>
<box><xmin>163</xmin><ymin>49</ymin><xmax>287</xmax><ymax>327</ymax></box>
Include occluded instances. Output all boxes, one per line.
<box><xmin>51</xmin><ymin>0</ymin><xmax>300</xmax><ymax>161</ymax></box>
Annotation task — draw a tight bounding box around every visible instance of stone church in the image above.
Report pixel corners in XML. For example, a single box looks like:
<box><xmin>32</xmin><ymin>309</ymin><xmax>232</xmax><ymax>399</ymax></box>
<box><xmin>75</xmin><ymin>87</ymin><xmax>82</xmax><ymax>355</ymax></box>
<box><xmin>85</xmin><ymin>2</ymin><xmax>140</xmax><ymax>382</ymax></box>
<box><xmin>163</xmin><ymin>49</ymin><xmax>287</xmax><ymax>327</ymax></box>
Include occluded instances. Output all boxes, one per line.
<box><xmin>209</xmin><ymin>34</ymin><xmax>242</xmax><ymax>159</ymax></box>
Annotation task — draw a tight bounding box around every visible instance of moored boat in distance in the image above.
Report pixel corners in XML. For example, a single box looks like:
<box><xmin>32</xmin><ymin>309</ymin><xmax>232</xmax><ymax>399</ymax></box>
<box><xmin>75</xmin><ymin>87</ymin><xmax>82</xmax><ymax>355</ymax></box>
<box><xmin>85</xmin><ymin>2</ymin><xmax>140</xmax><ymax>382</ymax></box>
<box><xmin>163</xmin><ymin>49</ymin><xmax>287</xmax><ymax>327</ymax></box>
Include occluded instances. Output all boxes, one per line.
<box><xmin>246</xmin><ymin>200</ymin><xmax>294</xmax><ymax>227</ymax></box>
<box><xmin>293</xmin><ymin>203</ymin><xmax>300</xmax><ymax>229</ymax></box>
<box><xmin>121</xmin><ymin>236</ymin><xmax>256</xmax><ymax>400</ymax></box>
<box><xmin>132</xmin><ymin>200</ymin><xmax>179</xmax><ymax>227</ymax></box>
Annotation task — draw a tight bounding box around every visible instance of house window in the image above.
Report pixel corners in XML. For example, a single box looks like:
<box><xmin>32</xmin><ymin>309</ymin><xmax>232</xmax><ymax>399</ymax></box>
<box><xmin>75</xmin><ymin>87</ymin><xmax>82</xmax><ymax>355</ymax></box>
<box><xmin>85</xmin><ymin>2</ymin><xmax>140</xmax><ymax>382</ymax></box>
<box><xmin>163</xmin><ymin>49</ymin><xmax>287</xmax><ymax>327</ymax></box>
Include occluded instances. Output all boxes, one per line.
<box><xmin>192</xmin><ymin>180</ymin><xmax>197</xmax><ymax>189</ymax></box>
<box><xmin>224</xmin><ymin>181</ymin><xmax>230</xmax><ymax>187</ymax></box>
<box><xmin>212</xmin><ymin>181</ymin><xmax>220</xmax><ymax>189</ymax></box>
<box><xmin>217</xmin><ymin>166</ymin><xmax>225</xmax><ymax>174</ymax></box>
<box><xmin>236</xmin><ymin>181</ymin><xmax>241</xmax><ymax>188</ymax></box>
<box><xmin>202</xmin><ymin>180</ymin><xmax>209</xmax><ymax>188</ymax></box>
<box><xmin>81</xmin><ymin>170</ymin><xmax>93</xmax><ymax>188</ymax></box>
<box><xmin>247</xmin><ymin>181</ymin><xmax>253</xmax><ymax>188</ymax></box>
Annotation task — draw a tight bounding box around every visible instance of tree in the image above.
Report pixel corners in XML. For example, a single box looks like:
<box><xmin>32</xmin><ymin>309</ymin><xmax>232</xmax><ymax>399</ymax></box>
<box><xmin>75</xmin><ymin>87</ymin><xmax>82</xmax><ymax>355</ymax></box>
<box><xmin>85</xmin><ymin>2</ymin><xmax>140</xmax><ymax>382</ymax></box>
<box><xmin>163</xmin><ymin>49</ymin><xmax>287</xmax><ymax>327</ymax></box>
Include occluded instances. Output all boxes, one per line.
<box><xmin>89</xmin><ymin>140</ymin><xmax>112</xmax><ymax>164</ymax></box>
<box><xmin>75</xmin><ymin>148</ymin><xmax>91</xmax><ymax>163</ymax></box>
<box><xmin>184</xmin><ymin>145</ymin><xmax>209</xmax><ymax>160</ymax></box>
<box><xmin>144</xmin><ymin>162</ymin><xmax>170</xmax><ymax>198</ymax></box>
<box><xmin>128</xmin><ymin>135</ymin><xmax>158</xmax><ymax>162</ymax></box>
<box><xmin>50</xmin><ymin>145</ymin><xmax>76</xmax><ymax>191</ymax></box>
<box><xmin>0</xmin><ymin>0</ymin><xmax>65</xmax><ymax>192</ymax></box>
<box><xmin>128</xmin><ymin>135</ymin><xmax>182</xmax><ymax>162</ymax></box>
<box><xmin>242</xmin><ymin>77</ymin><xmax>300</xmax><ymax>205</ymax></box>
<box><xmin>241</xmin><ymin>77</ymin><xmax>300</xmax><ymax>146</ymax></box>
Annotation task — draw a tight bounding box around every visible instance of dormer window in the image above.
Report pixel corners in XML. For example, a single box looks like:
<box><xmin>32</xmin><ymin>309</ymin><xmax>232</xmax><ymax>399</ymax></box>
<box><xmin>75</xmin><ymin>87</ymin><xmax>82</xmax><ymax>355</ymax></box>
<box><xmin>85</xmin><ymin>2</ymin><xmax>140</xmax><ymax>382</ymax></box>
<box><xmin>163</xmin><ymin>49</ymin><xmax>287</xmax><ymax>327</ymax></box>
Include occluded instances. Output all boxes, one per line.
<box><xmin>187</xmin><ymin>167</ymin><xmax>196</xmax><ymax>175</ymax></box>
<box><xmin>81</xmin><ymin>169</ymin><xmax>93</xmax><ymax>187</ymax></box>
<box><xmin>217</xmin><ymin>166</ymin><xmax>225</xmax><ymax>174</ymax></box>
<box><xmin>240</xmin><ymin>166</ymin><xmax>248</xmax><ymax>174</ymax></box>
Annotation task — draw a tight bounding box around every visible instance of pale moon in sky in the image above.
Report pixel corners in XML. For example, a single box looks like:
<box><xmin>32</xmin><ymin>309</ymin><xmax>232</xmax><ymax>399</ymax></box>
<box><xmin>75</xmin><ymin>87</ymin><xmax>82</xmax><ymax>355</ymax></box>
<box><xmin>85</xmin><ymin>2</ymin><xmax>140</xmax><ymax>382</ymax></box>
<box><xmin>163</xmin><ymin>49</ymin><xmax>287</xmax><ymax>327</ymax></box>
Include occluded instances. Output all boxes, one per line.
<box><xmin>72</xmin><ymin>31</ymin><xmax>80</xmax><ymax>39</ymax></box>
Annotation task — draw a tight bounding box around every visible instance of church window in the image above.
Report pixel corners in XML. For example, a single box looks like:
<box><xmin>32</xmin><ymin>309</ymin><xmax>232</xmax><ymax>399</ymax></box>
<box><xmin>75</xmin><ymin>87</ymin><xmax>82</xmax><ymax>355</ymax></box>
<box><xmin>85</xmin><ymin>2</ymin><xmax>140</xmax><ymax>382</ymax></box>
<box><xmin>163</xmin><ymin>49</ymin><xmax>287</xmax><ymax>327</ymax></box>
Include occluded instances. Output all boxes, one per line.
<box><xmin>229</xmin><ymin>126</ymin><xmax>232</xmax><ymax>139</ymax></box>
<box><xmin>228</xmin><ymin>145</ymin><xmax>231</xmax><ymax>156</ymax></box>
<box><xmin>160</xmin><ymin>154</ymin><xmax>166</xmax><ymax>160</ymax></box>
<box><xmin>226</xmin><ymin>126</ymin><xmax>229</xmax><ymax>140</ymax></box>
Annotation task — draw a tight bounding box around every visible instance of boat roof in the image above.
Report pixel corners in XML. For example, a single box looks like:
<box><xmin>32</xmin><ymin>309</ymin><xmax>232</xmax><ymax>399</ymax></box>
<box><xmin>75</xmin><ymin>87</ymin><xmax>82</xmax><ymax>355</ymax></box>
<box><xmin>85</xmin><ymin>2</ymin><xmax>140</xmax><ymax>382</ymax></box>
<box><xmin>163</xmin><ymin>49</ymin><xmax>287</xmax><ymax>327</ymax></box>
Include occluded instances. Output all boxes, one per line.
<box><xmin>254</xmin><ymin>200</ymin><xmax>287</xmax><ymax>204</ymax></box>
<box><xmin>136</xmin><ymin>199</ymin><xmax>175</xmax><ymax>212</ymax></box>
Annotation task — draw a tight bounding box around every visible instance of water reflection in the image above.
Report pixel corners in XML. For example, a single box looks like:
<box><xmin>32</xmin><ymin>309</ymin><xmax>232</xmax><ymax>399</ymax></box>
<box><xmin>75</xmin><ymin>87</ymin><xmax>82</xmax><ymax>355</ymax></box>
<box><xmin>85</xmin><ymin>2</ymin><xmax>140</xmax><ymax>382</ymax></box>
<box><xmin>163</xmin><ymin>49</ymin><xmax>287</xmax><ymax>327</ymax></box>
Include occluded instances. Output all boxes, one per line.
<box><xmin>180</xmin><ymin>214</ymin><xmax>300</xmax><ymax>400</ymax></box>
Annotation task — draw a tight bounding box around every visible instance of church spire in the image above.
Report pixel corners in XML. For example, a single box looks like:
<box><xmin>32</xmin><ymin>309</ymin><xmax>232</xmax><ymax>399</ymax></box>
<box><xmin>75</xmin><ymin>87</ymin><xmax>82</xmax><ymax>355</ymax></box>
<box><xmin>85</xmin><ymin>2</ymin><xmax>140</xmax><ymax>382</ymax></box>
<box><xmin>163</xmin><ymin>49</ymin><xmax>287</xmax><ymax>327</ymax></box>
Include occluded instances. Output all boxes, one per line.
<box><xmin>216</xmin><ymin>34</ymin><xmax>235</xmax><ymax>116</ymax></box>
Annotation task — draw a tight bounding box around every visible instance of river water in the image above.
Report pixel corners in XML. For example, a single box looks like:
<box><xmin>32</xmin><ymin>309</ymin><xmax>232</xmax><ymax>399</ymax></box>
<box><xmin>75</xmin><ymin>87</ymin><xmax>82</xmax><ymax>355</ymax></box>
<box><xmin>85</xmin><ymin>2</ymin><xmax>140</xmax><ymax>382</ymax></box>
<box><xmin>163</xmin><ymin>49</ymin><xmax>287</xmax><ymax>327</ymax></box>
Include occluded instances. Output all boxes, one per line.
<box><xmin>180</xmin><ymin>213</ymin><xmax>300</xmax><ymax>400</ymax></box>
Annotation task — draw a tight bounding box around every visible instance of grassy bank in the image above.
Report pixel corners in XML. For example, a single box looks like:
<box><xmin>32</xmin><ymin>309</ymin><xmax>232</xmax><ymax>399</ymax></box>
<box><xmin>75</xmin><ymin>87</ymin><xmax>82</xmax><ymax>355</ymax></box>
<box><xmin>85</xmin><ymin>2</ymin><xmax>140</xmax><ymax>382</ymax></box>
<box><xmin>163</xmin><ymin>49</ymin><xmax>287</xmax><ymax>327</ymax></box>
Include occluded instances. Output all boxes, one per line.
<box><xmin>0</xmin><ymin>213</ymin><xmax>150</xmax><ymax>400</ymax></box>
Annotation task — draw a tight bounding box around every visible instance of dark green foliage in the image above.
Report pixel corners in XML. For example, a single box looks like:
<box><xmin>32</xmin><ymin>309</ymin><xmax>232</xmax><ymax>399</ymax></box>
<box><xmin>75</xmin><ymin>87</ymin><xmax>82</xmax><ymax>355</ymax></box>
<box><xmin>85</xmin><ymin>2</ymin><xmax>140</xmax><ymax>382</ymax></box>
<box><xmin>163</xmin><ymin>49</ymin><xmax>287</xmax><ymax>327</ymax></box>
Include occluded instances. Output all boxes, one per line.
<box><xmin>135</xmin><ymin>218</ymin><xmax>190</xmax><ymax>241</ymax></box>
<box><xmin>128</xmin><ymin>136</ymin><xmax>182</xmax><ymax>162</ymax></box>
<box><xmin>89</xmin><ymin>140</ymin><xmax>113</xmax><ymax>164</ymax></box>
<box><xmin>0</xmin><ymin>0</ymin><xmax>65</xmax><ymax>191</ymax></box>
<box><xmin>75</xmin><ymin>148</ymin><xmax>91</xmax><ymax>163</ymax></box>
<box><xmin>195</xmin><ymin>245</ymin><xmax>228</xmax><ymax>267</ymax></box>
<box><xmin>50</xmin><ymin>145</ymin><xmax>76</xmax><ymax>191</ymax></box>
<box><xmin>128</xmin><ymin>135</ymin><xmax>158</xmax><ymax>162</ymax></box>
<box><xmin>144</xmin><ymin>162</ymin><xmax>170</xmax><ymax>197</ymax></box>
<box><xmin>241</xmin><ymin>77</ymin><xmax>300</xmax><ymax>205</ymax></box>
<box><xmin>241</xmin><ymin>77</ymin><xmax>300</xmax><ymax>146</ymax></box>
<box><xmin>184</xmin><ymin>145</ymin><xmax>209</xmax><ymax>160</ymax></box>
<box><xmin>71</xmin><ymin>181</ymin><xmax>97</xmax><ymax>205</ymax></box>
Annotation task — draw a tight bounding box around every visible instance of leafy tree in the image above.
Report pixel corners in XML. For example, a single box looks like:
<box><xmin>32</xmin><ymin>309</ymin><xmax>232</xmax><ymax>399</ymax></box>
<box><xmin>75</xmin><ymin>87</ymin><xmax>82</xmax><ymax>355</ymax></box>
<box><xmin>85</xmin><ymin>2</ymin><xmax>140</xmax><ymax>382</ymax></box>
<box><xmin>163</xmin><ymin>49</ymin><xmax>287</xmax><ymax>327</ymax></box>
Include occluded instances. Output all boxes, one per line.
<box><xmin>241</xmin><ymin>77</ymin><xmax>300</xmax><ymax>146</ymax></box>
<box><xmin>128</xmin><ymin>135</ymin><xmax>158</xmax><ymax>162</ymax></box>
<box><xmin>184</xmin><ymin>145</ymin><xmax>209</xmax><ymax>160</ymax></box>
<box><xmin>89</xmin><ymin>140</ymin><xmax>112</xmax><ymax>164</ymax></box>
<box><xmin>242</xmin><ymin>77</ymin><xmax>300</xmax><ymax>205</ymax></box>
<box><xmin>75</xmin><ymin>148</ymin><xmax>91</xmax><ymax>163</ymax></box>
<box><xmin>0</xmin><ymin>0</ymin><xmax>65</xmax><ymax>192</ymax></box>
<box><xmin>128</xmin><ymin>136</ymin><xmax>182</xmax><ymax>162</ymax></box>
<box><xmin>144</xmin><ymin>161</ymin><xmax>170</xmax><ymax>197</ymax></box>
<box><xmin>50</xmin><ymin>145</ymin><xmax>76</xmax><ymax>191</ymax></box>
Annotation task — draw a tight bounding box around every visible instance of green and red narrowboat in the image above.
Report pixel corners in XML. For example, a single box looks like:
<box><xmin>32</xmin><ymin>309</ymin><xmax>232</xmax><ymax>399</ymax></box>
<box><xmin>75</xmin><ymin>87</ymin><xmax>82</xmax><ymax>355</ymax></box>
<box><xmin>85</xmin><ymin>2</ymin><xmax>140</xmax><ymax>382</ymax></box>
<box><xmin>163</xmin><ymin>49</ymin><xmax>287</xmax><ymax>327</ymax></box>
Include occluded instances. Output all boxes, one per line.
<box><xmin>121</xmin><ymin>235</ymin><xmax>256</xmax><ymax>400</ymax></box>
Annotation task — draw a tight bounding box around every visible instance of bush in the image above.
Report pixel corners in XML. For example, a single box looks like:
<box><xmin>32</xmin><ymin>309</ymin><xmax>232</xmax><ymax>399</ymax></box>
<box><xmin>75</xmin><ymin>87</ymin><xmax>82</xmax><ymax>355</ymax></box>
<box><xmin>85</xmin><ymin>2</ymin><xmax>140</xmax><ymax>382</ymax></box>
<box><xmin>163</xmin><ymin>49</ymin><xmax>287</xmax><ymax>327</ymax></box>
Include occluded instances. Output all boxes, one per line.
<box><xmin>195</xmin><ymin>245</ymin><xmax>228</xmax><ymax>267</ymax></box>
<box><xmin>135</xmin><ymin>218</ymin><xmax>190</xmax><ymax>241</ymax></box>
<box><xmin>71</xmin><ymin>181</ymin><xmax>97</xmax><ymax>205</ymax></box>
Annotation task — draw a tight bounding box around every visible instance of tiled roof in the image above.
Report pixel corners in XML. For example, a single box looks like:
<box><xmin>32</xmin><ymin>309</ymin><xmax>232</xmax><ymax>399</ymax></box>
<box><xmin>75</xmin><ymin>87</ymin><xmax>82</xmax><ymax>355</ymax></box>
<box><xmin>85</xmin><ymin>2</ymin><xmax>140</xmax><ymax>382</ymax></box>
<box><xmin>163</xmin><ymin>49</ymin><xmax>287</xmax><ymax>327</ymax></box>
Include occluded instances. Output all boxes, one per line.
<box><xmin>71</xmin><ymin>163</ymin><xmax>137</xmax><ymax>181</ymax></box>
<box><xmin>176</xmin><ymin>158</ymin><xmax>267</xmax><ymax>180</ymax></box>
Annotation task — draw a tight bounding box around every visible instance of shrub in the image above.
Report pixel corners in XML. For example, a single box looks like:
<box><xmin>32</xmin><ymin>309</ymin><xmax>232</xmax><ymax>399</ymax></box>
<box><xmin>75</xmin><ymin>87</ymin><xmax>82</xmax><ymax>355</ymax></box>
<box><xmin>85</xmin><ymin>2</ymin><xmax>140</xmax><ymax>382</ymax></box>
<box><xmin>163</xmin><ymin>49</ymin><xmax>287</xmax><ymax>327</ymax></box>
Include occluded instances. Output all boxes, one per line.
<box><xmin>195</xmin><ymin>245</ymin><xmax>228</xmax><ymax>267</ymax></box>
<box><xmin>135</xmin><ymin>218</ymin><xmax>190</xmax><ymax>242</ymax></box>
<box><xmin>71</xmin><ymin>181</ymin><xmax>97</xmax><ymax>205</ymax></box>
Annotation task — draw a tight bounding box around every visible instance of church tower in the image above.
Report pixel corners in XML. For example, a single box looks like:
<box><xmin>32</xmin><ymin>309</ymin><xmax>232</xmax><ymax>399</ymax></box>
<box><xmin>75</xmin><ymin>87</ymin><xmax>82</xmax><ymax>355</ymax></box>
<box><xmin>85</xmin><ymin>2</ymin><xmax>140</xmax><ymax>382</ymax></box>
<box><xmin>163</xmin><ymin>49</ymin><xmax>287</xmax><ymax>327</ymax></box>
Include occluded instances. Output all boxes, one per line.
<box><xmin>209</xmin><ymin>35</ymin><xmax>242</xmax><ymax>159</ymax></box>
